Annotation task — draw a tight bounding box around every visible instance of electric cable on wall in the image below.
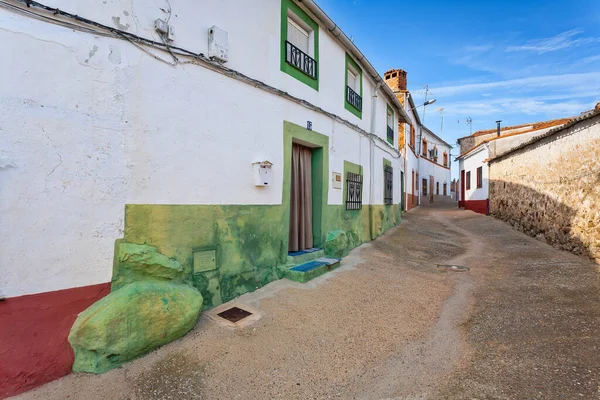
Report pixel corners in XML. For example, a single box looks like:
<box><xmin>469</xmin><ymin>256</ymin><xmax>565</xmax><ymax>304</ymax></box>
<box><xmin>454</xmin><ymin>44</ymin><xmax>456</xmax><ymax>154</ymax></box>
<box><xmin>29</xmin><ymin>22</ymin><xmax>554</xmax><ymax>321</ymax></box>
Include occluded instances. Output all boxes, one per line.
<box><xmin>0</xmin><ymin>0</ymin><xmax>407</xmax><ymax>163</ymax></box>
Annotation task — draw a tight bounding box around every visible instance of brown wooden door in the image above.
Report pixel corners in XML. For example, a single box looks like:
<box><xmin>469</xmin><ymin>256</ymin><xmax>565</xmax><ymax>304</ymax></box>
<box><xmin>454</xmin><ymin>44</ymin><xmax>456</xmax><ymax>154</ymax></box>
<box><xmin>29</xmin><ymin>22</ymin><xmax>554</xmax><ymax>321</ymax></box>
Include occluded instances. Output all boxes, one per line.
<box><xmin>289</xmin><ymin>144</ymin><xmax>313</xmax><ymax>252</ymax></box>
<box><xmin>460</xmin><ymin>170</ymin><xmax>465</xmax><ymax>206</ymax></box>
<box><xmin>429</xmin><ymin>176</ymin><xmax>434</xmax><ymax>203</ymax></box>
<box><xmin>411</xmin><ymin>170</ymin><xmax>415</xmax><ymax>207</ymax></box>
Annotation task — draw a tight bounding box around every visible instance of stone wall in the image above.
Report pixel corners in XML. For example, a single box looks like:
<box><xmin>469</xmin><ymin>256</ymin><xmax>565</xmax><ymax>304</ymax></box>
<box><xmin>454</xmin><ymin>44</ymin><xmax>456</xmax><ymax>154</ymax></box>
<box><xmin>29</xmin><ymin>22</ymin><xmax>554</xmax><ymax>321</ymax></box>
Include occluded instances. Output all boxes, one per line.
<box><xmin>489</xmin><ymin>113</ymin><xmax>600</xmax><ymax>263</ymax></box>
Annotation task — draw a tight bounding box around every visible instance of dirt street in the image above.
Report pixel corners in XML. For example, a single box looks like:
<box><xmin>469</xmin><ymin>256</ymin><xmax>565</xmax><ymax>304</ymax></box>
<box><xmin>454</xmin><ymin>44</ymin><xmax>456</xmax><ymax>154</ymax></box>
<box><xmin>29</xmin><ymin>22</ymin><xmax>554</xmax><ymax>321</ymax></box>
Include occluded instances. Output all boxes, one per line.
<box><xmin>14</xmin><ymin>198</ymin><xmax>600</xmax><ymax>399</ymax></box>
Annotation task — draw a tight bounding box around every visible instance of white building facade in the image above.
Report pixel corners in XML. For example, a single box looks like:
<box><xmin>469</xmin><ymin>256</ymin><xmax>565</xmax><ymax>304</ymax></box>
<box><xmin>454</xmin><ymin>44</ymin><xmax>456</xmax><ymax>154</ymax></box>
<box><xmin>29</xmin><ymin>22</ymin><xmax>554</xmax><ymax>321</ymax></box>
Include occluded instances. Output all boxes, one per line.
<box><xmin>384</xmin><ymin>69</ymin><xmax>452</xmax><ymax>210</ymax></box>
<box><xmin>0</xmin><ymin>0</ymin><xmax>409</xmax><ymax>395</ymax></box>
<box><xmin>418</xmin><ymin>126</ymin><xmax>452</xmax><ymax>206</ymax></box>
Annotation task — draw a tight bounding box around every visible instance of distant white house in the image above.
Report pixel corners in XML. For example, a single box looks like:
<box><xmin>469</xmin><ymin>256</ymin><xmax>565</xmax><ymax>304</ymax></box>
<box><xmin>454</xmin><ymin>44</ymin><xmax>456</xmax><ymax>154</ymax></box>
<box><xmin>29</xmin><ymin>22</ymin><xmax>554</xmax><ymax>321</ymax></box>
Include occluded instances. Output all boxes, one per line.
<box><xmin>456</xmin><ymin>117</ymin><xmax>571</xmax><ymax>214</ymax></box>
<box><xmin>384</xmin><ymin>69</ymin><xmax>452</xmax><ymax>210</ymax></box>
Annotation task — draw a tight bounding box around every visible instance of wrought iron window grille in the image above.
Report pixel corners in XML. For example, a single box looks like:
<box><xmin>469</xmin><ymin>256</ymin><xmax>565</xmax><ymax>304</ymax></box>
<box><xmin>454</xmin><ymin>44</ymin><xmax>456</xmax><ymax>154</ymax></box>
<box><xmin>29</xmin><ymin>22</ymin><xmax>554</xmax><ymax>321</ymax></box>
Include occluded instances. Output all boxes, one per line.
<box><xmin>346</xmin><ymin>85</ymin><xmax>362</xmax><ymax>111</ymax></box>
<box><xmin>346</xmin><ymin>172</ymin><xmax>363</xmax><ymax>210</ymax></box>
<box><xmin>285</xmin><ymin>40</ymin><xmax>317</xmax><ymax>80</ymax></box>
<box><xmin>384</xmin><ymin>165</ymin><xmax>393</xmax><ymax>205</ymax></box>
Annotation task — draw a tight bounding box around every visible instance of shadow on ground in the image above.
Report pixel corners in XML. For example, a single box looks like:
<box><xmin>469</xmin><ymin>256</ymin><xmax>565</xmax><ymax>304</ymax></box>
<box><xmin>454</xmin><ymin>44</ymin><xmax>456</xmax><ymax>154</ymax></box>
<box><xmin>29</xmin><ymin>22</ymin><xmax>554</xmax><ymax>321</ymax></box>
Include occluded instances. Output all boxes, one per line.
<box><xmin>434</xmin><ymin>210</ymin><xmax>600</xmax><ymax>399</ymax></box>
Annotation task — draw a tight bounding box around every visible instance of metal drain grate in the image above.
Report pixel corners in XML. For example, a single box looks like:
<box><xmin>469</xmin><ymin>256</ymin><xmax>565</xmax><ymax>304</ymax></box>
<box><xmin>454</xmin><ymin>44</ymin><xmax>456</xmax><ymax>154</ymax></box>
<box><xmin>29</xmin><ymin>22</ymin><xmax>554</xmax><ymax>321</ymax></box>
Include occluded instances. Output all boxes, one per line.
<box><xmin>437</xmin><ymin>264</ymin><xmax>470</xmax><ymax>272</ymax></box>
<box><xmin>217</xmin><ymin>307</ymin><xmax>252</xmax><ymax>323</ymax></box>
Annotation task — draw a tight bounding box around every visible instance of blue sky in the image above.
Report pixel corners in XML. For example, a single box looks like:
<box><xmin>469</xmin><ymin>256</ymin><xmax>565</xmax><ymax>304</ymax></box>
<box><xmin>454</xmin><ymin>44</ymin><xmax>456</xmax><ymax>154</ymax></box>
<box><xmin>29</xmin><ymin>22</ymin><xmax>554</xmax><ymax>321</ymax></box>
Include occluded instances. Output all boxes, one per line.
<box><xmin>317</xmin><ymin>0</ymin><xmax>600</xmax><ymax>170</ymax></box>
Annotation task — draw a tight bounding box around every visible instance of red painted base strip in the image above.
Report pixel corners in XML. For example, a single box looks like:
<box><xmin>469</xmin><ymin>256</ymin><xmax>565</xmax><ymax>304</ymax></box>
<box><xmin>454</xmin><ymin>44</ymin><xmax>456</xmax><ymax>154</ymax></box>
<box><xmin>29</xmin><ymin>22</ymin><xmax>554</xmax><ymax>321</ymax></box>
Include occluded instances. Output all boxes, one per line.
<box><xmin>405</xmin><ymin>194</ymin><xmax>418</xmax><ymax>211</ymax></box>
<box><xmin>464</xmin><ymin>199</ymin><xmax>489</xmax><ymax>215</ymax></box>
<box><xmin>0</xmin><ymin>283</ymin><xmax>111</xmax><ymax>398</ymax></box>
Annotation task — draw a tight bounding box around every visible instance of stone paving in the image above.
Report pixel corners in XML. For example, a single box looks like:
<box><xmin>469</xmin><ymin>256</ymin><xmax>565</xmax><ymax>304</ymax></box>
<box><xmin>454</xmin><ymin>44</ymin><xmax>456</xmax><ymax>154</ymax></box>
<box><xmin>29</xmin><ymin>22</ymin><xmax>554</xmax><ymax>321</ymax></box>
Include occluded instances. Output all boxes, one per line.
<box><xmin>14</xmin><ymin>197</ymin><xmax>600</xmax><ymax>399</ymax></box>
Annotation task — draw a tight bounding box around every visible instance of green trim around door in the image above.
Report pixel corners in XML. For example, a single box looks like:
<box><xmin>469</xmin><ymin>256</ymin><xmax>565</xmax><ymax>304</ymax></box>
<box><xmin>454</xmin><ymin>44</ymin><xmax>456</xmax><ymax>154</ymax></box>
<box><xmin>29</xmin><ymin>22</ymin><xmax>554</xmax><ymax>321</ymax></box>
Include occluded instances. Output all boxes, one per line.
<box><xmin>344</xmin><ymin>53</ymin><xmax>363</xmax><ymax>119</ymax></box>
<box><xmin>283</xmin><ymin>121</ymin><xmax>329</xmax><ymax>248</ymax></box>
<box><xmin>280</xmin><ymin>0</ymin><xmax>319</xmax><ymax>91</ymax></box>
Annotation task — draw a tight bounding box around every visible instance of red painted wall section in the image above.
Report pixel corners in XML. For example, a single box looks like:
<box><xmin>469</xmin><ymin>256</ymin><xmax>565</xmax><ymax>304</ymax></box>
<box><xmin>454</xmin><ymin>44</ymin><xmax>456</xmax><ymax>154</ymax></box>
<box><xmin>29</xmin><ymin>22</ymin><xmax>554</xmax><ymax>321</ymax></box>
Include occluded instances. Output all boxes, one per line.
<box><xmin>405</xmin><ymin>193</ymin><xmax>418</xmax><ymax>211</ymax></box>
<box><xmin>0</xmin><ymin>283</ymin><xmax>111</xmax><ymax>398</ymax></box>
<box><xmin>464</xmin><ymin>199</ymin><xmax>489</xmax><ymax>215</ymax></box>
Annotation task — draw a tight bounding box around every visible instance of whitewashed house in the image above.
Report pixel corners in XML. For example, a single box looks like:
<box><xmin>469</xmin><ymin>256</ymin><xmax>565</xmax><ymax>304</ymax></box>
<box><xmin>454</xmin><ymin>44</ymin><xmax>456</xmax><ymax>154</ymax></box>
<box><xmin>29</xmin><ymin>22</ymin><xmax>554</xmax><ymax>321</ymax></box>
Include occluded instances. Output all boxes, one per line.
<box><xmin>384</xmin><ymin>69</ymin><xmax>452</xmax><ymax>209</ymax></box>
<box><xmin>456</xmin><ymin>118</ymin><xmax>570</xmax><ymax>214</ymax></box>
<box><xmin>0</xmin><ymin>0</ymin><xmax>410</xmax><ymax>395</ymax></box>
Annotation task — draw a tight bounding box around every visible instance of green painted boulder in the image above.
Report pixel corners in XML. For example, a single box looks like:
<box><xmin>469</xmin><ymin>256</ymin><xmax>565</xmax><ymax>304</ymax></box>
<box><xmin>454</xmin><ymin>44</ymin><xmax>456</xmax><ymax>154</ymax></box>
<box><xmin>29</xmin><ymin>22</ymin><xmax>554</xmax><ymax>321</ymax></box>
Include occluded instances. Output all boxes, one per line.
<box><xmin>325</xmin><ymin>229</ymin><xmax>348</xmax><ymax>258</ymax></box>
<box><xmin>118</xmin><ymin>242</ymin><xmax>184</xmax><ymax>279</ymax></box>
<box><xmin>112</xmin><ymin>242</ymin><xmax>187</xmax><ymax>289</ymax></box>
<box><xmin>69</xmin><ymin>281</ymin><xmax>203</xmax><ymax>373</ymax></box>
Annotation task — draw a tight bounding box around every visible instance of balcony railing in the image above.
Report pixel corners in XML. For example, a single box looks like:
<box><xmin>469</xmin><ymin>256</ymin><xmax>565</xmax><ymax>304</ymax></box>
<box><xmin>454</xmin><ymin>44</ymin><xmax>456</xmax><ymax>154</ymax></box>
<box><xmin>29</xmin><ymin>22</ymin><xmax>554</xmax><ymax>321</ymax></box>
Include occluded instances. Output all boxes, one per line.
<box><xmin>346</xmin><ymin>86</ymin><xmax>362</xmax><ymax>111</ymax></box>
<box><xmin>285</xmin><ymin>41</ymin><xmax>317</xmax><ymax>80</ymax></box>
<box><xmin>387</xmin><ymin>126</ymin><xmax>394</xmax><ymax>144</ymax></box>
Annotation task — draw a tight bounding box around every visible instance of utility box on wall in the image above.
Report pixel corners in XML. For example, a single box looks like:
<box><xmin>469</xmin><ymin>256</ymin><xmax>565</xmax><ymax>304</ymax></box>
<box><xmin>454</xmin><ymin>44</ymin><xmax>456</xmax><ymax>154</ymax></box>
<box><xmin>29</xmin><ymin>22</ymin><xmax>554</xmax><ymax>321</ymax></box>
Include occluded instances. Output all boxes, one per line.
<box><xmin>253</xmin><ymin>161</ymin><xmax>273</xmax><ymax>187</ymax></box>
<box><xmin>332</xmin><ymin>172</ymin><xmax>342</xmax><ymax>189</ymax></box>
<box><xmin>208</xmin><ymin>25</ymin><xmax>228</xmax><ymax>62</ymax></box>
<box><xmin>193</xmin><ymin>249</ymin><xmax>217</xmax><ymax>273</ymax></box>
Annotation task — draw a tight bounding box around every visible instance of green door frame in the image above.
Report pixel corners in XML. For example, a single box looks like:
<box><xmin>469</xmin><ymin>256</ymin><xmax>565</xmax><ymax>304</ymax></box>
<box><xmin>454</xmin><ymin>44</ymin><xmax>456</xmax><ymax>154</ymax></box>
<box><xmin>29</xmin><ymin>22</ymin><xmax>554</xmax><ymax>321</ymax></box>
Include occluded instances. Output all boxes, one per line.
<box><xmin>283</xmin><ymin>121</ymin><xmax>329</xmax><ymax>249</ymax></box>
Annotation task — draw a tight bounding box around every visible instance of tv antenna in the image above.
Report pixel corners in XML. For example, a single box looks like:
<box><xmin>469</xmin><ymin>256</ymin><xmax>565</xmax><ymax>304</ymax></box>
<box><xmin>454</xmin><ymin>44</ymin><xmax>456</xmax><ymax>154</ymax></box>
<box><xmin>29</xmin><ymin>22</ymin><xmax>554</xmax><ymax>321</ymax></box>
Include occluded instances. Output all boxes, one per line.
<box><xmin>465</xmin><ymin>116</ymin><xmax>473</xmax><ymax>135</ymax></box>
<box><xmin>436</xmin><ymin>107</ymin><xmax>444</xmax><ymax>133</ymax></box>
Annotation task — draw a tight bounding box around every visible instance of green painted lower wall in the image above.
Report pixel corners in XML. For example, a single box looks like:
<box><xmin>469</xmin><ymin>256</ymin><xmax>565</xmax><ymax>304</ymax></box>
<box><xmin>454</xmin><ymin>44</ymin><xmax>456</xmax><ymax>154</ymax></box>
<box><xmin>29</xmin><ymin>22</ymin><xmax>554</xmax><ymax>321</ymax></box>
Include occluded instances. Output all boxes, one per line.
<box><xmin>117</xmin><ymin>202</ymin><xmax>401</xmax><ymax>311</ymax></box>
<box><xmin>120</xmin><ymin>205</ymin><xmax>287</xmax><ymax>310</ymax></box>
<box><xmin>111</xmin><ymin>121</ymin><xmax>402</xmax><ymax>311</ymax></box>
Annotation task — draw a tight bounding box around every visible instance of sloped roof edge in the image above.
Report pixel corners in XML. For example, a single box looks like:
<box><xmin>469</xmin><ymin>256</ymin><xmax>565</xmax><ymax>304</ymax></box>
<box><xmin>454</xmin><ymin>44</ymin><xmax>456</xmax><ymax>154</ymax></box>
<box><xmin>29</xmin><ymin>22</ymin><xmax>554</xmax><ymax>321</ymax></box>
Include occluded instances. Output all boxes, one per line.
<box><xmin>489</xmin><ymin>109</ymin><xmax>600</xmax><ymax>163</ymax></box>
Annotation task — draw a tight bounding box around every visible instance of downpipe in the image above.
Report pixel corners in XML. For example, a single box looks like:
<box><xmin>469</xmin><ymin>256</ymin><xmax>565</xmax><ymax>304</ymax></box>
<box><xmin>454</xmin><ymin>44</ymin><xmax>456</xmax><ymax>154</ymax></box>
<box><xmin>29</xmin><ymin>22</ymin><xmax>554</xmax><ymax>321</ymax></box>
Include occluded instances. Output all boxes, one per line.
<box><xmin>369</xmin><ymin>84</ymin><xmax>379</xmax><ymax>240</ymax></box>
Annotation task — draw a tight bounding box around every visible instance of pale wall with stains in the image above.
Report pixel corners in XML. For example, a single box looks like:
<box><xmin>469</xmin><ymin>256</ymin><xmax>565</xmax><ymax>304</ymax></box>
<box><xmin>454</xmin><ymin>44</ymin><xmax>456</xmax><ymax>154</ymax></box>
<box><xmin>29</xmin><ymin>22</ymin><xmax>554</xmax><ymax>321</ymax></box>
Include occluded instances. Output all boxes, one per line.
<box><xmin>0</xmin><ymin>0</ymin><xmax>405</xmax><ymax>297</ymax></box>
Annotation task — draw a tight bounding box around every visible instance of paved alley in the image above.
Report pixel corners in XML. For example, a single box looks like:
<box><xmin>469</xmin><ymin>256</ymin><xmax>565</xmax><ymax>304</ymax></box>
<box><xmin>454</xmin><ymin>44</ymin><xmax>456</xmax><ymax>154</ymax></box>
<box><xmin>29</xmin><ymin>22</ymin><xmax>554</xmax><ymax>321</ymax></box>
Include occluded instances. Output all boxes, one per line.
<box><xmin>14</xmin><ymin>199</ymin><xmax>600</xmax><ymax>400</ymax></box>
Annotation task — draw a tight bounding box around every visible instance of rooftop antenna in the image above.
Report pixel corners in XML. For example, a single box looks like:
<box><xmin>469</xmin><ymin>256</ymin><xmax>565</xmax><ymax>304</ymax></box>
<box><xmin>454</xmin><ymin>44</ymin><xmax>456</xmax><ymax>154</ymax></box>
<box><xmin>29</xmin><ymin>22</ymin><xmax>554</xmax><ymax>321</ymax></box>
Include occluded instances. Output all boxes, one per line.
<box><xmin>421</xmin><ymin>84</ymin><xmax>430</xmax><ymax>123</ymax></box>
<box><xmin>465</xmin><ymin>116</ymin><xmax>473</xmax><ymax>135</ymax></box>
<box><xmin>436</xmin><ymin>107</ymin><xmax>444</xmax><ymax>134</ymax></box>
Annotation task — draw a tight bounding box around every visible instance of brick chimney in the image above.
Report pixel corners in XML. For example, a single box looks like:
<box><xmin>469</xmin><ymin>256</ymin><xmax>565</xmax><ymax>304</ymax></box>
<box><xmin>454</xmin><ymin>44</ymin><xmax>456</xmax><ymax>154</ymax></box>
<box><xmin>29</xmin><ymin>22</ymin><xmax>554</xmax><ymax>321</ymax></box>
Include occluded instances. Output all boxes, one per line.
<box><xmin>384</xmin><ymin>69</ymin><xmax>407</xmax><ymax>93</ymax></box>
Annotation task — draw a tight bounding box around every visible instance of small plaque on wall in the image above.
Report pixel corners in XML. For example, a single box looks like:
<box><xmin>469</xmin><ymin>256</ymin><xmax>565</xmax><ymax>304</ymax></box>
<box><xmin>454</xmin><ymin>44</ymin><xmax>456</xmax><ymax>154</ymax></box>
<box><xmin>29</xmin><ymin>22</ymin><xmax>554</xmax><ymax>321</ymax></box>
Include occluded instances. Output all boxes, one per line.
<box><xmin>332</xmin><ymin>172</ymin><xmax>342</xmax><ymax>189</ymax></box>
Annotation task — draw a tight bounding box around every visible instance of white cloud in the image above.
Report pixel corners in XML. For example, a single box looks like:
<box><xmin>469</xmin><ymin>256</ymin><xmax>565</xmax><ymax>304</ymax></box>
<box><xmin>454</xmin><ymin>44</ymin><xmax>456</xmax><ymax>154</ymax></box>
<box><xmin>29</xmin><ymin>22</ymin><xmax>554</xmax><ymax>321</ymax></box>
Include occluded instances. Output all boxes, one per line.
<box><xmin>440</xmin><ymin>95</ymin><xmax>596</xmax><ymax>118</ymax></box>
<box><xmin>430</xmin><ymin>72</ymin><xmax>600</xmax><ymax>97</ymax></box>
<box><xmin>580</xmin><ymin>54</ymin><xmax>600</xmax><ymax>64</ymax></box>
<box><xmin>506</xmin><ymin>29</ymin><xmax>600</xmax><ymax>54</ymax></box>
<box><xmin>464</xmin><ymin>44</ymin><xmax>494</xmax><ymax>53</ymax></box>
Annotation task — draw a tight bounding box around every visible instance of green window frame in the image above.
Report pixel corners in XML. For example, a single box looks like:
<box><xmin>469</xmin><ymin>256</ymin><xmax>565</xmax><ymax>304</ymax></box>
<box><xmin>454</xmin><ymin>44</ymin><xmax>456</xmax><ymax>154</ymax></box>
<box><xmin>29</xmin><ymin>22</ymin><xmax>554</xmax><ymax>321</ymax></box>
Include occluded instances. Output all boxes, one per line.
<box><xmin>343</xmin><ymin>161</ymin><xmax>363</xmax><ymax>210</ymax></box>
<box><xmin>280</xmin><ymin>0</ymin><xmax>319</xmax><ymax>91</ymax></box>
<box><xmin>383</xmin><ymin>158</ymin><xmax>393</xmax><ymax>205</ymax></box>
<box><xmin>386</xmin><ymin>104</ymin><xmax>394</xmax><ymax>145</ymax></box>
<box><xmin>345</xmin><ymin>53</ymin><xmax>363</xmax><ymax>119</ymax></box>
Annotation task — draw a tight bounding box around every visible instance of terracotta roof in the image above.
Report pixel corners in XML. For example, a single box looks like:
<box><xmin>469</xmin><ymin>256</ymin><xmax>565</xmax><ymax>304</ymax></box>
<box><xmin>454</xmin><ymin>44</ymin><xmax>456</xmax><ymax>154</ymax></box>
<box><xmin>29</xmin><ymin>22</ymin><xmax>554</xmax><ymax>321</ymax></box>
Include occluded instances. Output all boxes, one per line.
<box><xmin>455</xmin><ymin>117</ymin><xmax>572</xmax><ymax>160</ymax></box>
<box><xmin>458</xmin><ymin>117</ymin><xmax>572</xmax><ymax>140</ymax></box>
<box><xmin>490</xmin><ymin>107</ymin><xmax>600</xmax><ymax>163</ymax></box>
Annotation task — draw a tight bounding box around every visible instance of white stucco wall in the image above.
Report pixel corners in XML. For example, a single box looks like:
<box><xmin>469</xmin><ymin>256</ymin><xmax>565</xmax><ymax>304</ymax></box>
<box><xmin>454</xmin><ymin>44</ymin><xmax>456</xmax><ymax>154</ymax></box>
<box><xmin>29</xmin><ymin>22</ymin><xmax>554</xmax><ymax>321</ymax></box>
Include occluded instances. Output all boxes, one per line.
<box><xmin>490</xmin><ymin>126</ymin><xmax>560</xmax><ymax>157</ymax></box>
<box><xmin>456</xmin><ymin>124</ymin><xmax>565</xmax><ymax>203</ymax></box>
<box><xmin>460</xmin><ymin>146</ymin><xmax>489</xmax><ymax>201</ymax></box>
<box><xmin>417</xmin><ymin>128</ymin><xmax>452</xmax><ymax>199</ymax></box>
<box><xmin>0</xmin><ymin>0</ymin><xmax>404</xmax><ymax>297</ymax></box>
<box><xmin>400</xmin><ymin>97</ymin><xmax>420</xmax><ymax>202</ymax></box>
